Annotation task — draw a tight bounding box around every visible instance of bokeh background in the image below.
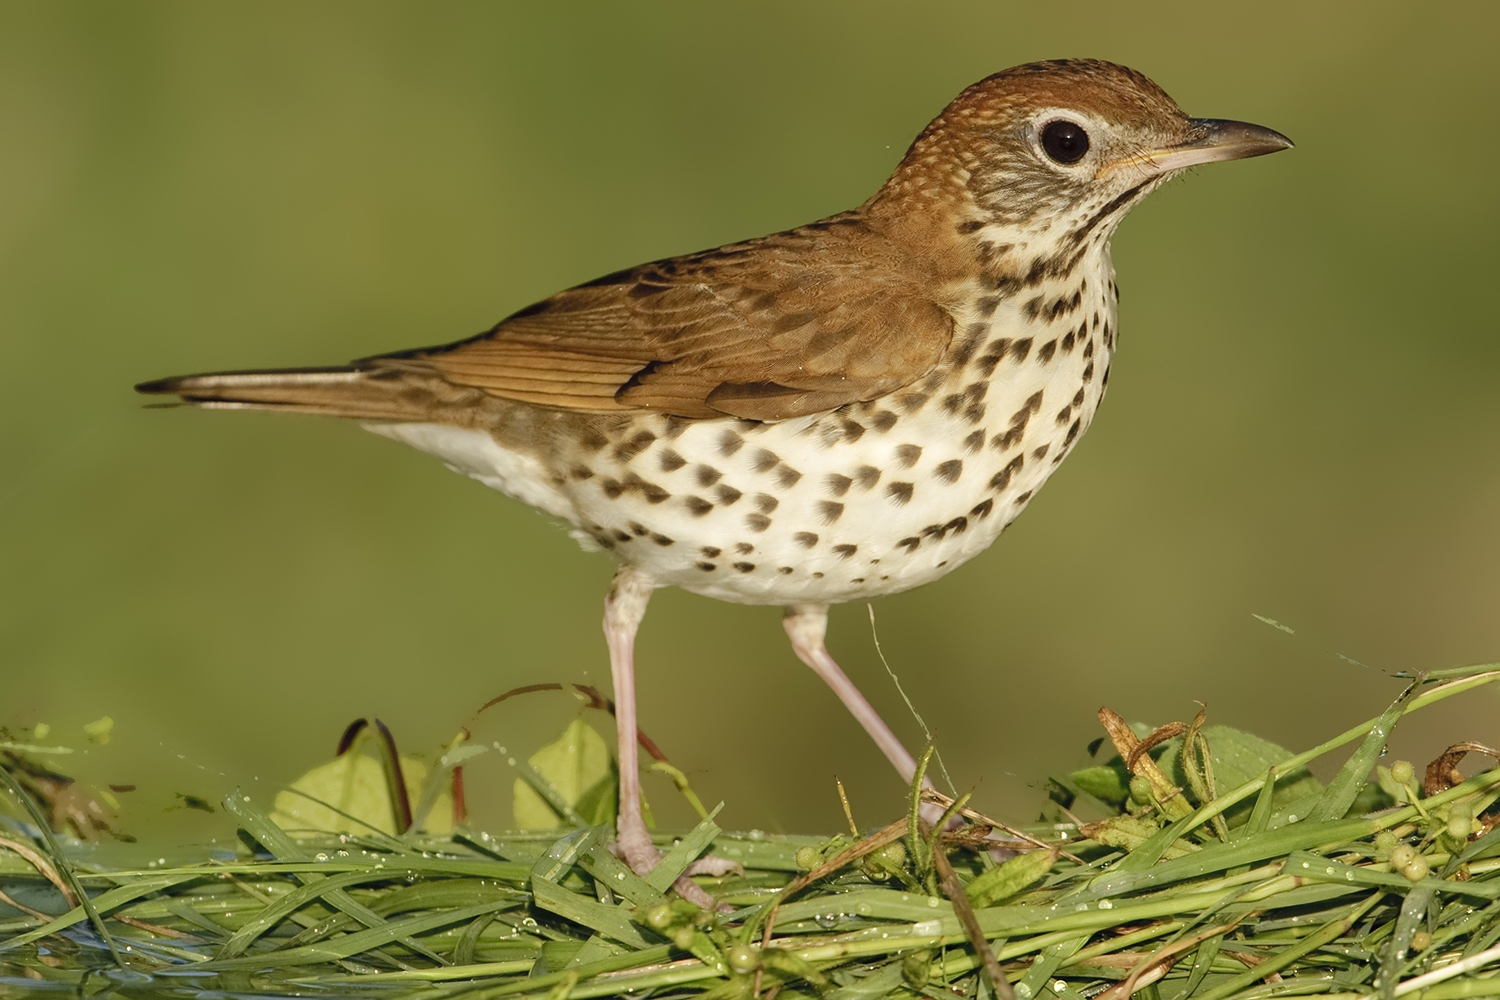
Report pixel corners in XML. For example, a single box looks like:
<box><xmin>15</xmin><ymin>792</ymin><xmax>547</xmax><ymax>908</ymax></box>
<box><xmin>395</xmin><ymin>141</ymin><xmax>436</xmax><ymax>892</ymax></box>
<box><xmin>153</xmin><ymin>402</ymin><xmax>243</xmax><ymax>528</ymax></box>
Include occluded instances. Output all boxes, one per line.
<box><xmin>3</xmin><ymin>2</ymin><xmax>1497</xmax><ymax>843</ymax></box>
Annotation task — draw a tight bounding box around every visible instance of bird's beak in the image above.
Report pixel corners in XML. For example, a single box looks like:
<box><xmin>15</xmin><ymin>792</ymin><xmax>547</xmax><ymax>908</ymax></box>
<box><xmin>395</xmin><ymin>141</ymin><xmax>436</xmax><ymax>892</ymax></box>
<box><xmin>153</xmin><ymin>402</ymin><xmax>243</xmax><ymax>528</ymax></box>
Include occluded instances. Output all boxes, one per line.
<box><xmin>1131</xmin><ymin>118</ymin><xmax>1294</xmax><ymax>176</ymax></box>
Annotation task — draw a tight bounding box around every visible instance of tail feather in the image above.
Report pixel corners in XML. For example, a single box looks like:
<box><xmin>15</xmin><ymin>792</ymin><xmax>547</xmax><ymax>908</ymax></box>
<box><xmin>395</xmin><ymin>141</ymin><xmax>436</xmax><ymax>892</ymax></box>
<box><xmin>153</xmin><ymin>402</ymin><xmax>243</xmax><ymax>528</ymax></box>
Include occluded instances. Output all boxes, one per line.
<box><xmin>134</xmin><ymin>365</ymin><xmax>438</xmax><ymax>422</ymax></box>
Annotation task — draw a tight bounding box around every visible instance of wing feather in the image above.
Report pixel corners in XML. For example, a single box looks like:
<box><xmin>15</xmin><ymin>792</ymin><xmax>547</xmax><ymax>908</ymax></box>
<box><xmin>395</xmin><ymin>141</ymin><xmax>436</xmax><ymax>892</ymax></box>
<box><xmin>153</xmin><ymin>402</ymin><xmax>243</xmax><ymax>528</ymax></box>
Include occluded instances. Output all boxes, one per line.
<box><xmin>372</xmin><ymin>213</ymin><xmax>956</xmax><ymax>421</ymax></box>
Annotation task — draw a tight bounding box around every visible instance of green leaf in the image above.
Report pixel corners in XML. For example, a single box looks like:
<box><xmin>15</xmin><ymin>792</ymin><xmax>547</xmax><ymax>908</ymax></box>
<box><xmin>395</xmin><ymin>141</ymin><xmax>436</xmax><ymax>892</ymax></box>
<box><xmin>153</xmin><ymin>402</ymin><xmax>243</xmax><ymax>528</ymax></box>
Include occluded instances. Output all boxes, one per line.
<box><xmin>966</xmin><ymin>848</ymin><xmax>1058</xmax><ymax>908</ymax></box>
<box><xmin>270</xmin><ymin>753</ymin><xmax>452</xmax><ymax>837</ymax></box>
<box><xmin>513</xmin><ymin>719</ymin><xmax>617</xmax><ymax>830</ymax></box>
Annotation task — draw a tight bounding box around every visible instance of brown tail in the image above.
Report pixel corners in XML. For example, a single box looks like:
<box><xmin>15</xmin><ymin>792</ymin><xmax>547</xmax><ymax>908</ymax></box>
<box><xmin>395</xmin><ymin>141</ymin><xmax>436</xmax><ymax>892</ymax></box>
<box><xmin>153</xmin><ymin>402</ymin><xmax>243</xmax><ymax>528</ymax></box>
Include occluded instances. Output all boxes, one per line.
<box><xmin>134</xmin><ymin>365</ymin><xmax>438</xmax><ymax>422</ymax></box>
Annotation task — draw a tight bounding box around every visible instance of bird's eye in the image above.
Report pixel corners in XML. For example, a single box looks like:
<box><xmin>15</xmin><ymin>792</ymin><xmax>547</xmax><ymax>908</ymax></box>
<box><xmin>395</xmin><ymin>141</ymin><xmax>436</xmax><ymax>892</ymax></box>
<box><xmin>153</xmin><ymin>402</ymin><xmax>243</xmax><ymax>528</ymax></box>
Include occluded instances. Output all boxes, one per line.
<box><xmin>1041</xmin><ymin>120</ymin><xmax>1090</xmax><ymax>164</ymax></box>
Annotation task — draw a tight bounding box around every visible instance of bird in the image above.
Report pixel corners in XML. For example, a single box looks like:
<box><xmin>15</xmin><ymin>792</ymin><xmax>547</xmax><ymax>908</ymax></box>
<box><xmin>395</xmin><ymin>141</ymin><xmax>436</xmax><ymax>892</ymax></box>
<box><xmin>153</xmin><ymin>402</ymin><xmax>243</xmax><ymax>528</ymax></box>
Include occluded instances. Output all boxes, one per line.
<box><xmin>137</xmin><ymin>59</ymin><xmax>1290</xmax><ymax>891</ymax></box>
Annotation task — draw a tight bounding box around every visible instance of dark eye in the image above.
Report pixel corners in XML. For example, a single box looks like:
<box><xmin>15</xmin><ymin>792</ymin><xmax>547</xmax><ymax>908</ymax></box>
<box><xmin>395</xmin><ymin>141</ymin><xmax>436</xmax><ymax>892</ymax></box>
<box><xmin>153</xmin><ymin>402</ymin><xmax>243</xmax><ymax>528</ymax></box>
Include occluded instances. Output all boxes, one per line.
<box><xmin>1041</xmin><ymin>120</ymin><xmax>1090</xmax><ymax>164</ymax></box>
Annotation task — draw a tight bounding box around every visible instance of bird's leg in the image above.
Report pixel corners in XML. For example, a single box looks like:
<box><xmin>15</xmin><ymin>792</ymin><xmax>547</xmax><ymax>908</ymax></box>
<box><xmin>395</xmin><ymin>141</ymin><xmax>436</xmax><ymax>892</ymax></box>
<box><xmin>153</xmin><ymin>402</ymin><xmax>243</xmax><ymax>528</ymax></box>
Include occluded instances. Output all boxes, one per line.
<box><xmin>783</xmin><ymin>604</ymin><xmax>948</xmax><ymax>825</ymax></box>
<box><xmin>603</xmin><ymin>565</ymin><xmax>656</xmax><ymax>873</ymax></box>
<box><xmin>603</xmin><ymin>566</ymin><xmax>728</xmax><ymax>909</ymax></box>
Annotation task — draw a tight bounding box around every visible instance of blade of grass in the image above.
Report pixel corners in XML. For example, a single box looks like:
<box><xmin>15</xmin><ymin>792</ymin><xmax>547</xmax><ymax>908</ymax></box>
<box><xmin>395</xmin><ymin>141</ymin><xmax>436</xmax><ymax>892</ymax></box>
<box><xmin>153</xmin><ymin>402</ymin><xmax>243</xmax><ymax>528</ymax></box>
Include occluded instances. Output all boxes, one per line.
<box><xmin>1310</xmin><ymin>683</ymin><xmax>1415</xmax><ymax>822</ymax></box>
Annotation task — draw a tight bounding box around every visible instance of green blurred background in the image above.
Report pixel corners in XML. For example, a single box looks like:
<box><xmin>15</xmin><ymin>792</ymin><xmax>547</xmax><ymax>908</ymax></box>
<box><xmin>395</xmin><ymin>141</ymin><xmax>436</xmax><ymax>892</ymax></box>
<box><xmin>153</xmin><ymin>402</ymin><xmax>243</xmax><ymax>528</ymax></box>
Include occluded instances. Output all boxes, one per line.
<box><xmin>3</xmin><ymin>2</ymin><xmax>1497</xmax><ymax>843</ymax></box>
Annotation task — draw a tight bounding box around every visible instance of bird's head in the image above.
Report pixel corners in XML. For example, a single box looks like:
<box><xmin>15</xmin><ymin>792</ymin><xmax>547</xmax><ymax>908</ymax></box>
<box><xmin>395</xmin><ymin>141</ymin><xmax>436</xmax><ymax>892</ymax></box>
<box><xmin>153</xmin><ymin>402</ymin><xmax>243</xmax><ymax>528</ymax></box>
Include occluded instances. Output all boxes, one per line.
<box><xmin>871</xmin><ymin>59</ymin><xmax>1291</xmax><ymax>267</ymax></box>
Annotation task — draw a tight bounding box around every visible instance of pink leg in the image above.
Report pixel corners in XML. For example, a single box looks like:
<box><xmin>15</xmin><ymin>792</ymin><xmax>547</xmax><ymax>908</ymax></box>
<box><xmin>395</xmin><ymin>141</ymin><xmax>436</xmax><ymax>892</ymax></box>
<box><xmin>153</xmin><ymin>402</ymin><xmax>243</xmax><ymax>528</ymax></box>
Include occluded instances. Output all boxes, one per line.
<box><xmin>603</xmin><ymin>566</ymin><xmax>724</xmax><ymax>908</ymax></box>
<box><xmin>784</xmin><ymin>604</ymin><xmax>946</xmax><ymax>823</ymax></box>
<box><xmin>603</xmin><ymin>566</ymin><xmax>656</xmax><ymax>872</ymax></box>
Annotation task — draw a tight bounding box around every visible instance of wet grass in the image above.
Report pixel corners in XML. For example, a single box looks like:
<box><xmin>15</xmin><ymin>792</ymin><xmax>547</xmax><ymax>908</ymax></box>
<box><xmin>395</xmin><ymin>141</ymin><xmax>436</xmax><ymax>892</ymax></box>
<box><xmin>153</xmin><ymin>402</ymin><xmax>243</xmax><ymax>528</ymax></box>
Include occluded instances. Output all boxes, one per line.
<box><xmin>3</xmin><ymin>666</ymin><xmax>1500</xmax><ymax>999</ymax></box>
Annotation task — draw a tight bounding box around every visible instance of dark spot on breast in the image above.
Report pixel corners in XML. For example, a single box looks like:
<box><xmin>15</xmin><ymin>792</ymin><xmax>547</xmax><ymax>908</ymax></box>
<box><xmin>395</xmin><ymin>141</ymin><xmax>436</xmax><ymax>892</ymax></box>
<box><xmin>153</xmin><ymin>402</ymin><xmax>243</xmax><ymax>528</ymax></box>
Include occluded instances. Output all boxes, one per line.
<box><xmin>745</xmin><ymin>513</ymin><xmax>772</xmax><ymax>532</ymax></box>
<box><xmin>601</xmin><ymin>478</ymin><xmax>624</xmax><ymax>499</ymax></box>
<box><xmin>964</xmin><ymin>403</ymin><xmax>986</xmax><ymax>425</ymax></box>
<box><xmin>825</xmin><ymin>473</ymin><xmax>853</xmax><ymax>497</ymax></box>
<box><xmin>897</xmin><ymin>392</ymin><xmax>929</xmax><ymax>413</ymax></box>
<box><xmin>1083</xmin><ymin>338</ymin><xmax>1094</xmax><ymax>360</ymax></box>
<box><xmin>838</xmin><ymin>419</ymin><xmax>865</xmax><ymax>443</ymax></box>
<box><xmin>812</xmin><ymin>571</ymin><xmax>824</xmax><ymax>579</ymax></box>
<box><xmin>833</xmin><ymin>544</ymin><xmax>857</xmax><ymax>559</ymax></box>
<box><xmin>695</xmin><ymin>465</ymin><xmax>722</xmax><ymax>487</ymax></box>
<box><xmin>636</xmin><ymin>478</ymin><xmax>670</xmax><ymax>504</ymax></box>
<box><xmin>753</xmin><ymin>494</ymin><xmax>779</xmax><ymax>514</ymax></box>
<box><xmin>1056</xmin><ymin>405</ymin><xmax>1073</xmax><ymax>426</ymax></box>
<box><xmin>1061</xmin><ymin>330</ymin><xmax>1075</xmax><ymax>353</ymax></box>
<box><xmin>778</xmin><ymin>566</ymin><xmax>794</xmax><ymax>574</ymax></box>
<box><xmin>990</xmin><ymin>455</ymin><xmax>1025</xmax><ymax>491</ymax></box>
<box><xmin>752</xmin><ymin>449</ymin><xmax>779</xmax><ymax>473</ymax></box>
<box><xmin>1009</xmin><ymin>338</ymin><xmax>1033</xmax><ymax>362</ymax></box>
<box><xmin>719</xmin><ymin>430</ymin><xmax>744</xmax><ymax>456</ymax></box>
<box><xmin>958</xmin><ymin>219</ymin><xmax>985</xmax><ymax>234</ymax></box>
<box><xmin>1032</xmin><ymin>444</ymin><xmax>1050</xmax><ymax>460</ymax></box>
<box><xmin>1073</xmin><ymin>388</ymin><xmax>1085</xmax><ymax>407</ymax></box>
<box><xmin>696</xmin><ymin>562</ymin><xmax>717</xmax><ymax>572</ymax></box>
<box><xmin>793</xmin><ymin>532</ymin><xmax>819</xmax><ymax>548</ymax></box>
<box><xmin>1015</xmin><ymin>490</ymin><xmax>1033</xmax><ymax>503</ymax></box>
<box><xmin>650</xmin><ymin>533</ymin><xmax>674</xmax><ymax>546</ymax></box>
<box><xmin>715</xmin><ymin>484</ymin><xmax>742</xmax><ymax>505</ymax></box>
<box><xmin>942</xmin><ymin>392</ymin><xmax>964</xmax><ymax>415</ymax></box>
<box><xmin>934</xmin><ymin>459</ymin><xmax>963</xmax><ymax>483</ymax></box>
<box><xmin>1038</xmin><ymin>340</ymin><xmax>1057</xmax><ymax>364</ymax></box>
<box><xmin>658</xmin><ymin>449</ymin><xmax>686</xmax><ymax>472</ymax></box>
<box><xmin>954</xmin><ymin>321</ymin><xmax>991</xmax><ymax>367</ymax></box>
<box><xmin>776</xmin><ymin>465</ymin><xmax>803</xmax><ymax>489</ymax></box>
<box><xmin>700</xmin><ymin>546</ymin><xmax>721</xmax><ymax>558</ymax></box>
<box><xmin>970</xmin><ymin>498</ymin><xmax>994</xmax><ymax>519</ymax></box>
<box><xmin>579</xmin><ymin>427</ymin><xmax>608</xmax><ymax>453</ymax></box>
<box><xmin>1082</xmin><ymin>361</ymin><xmax>1094</xmax><ymax>383</ymax></box>
<box><xmin>854</xmin><ymin>465</ymin><xmax>881</xmax><ymax>490</ymax></box>
<box><xmin>684</xmin><ymin>496</ymin><xmax>713</xmax><ymax>516</ymax></box>
<box><xmin>1065</xmin><ymin>417</ymin><xmax>1081</xmax><ymax>445</ymax></box>
<box><xmin>629</xmin><ymin>522</ymin><xmax>648</xmax><ymax>536</ymax></box>
<box><xmin>895</xmin><ymin>444</ymin><xmax>922</xmax><ymax>468</ymax></box>
<box><xmin>817</xmin><ymin>501</ymin><xmax>844</xmax><ymax>524</ymax></box>
<box><xmin>613</xmin><ymin>429</ymin><xmax>657</xmax><ymax>463</ymax></box>
<box><xmin>571</xmin><ymin>465</ymin><xmax>594</xmax><ymax>480</ymax></box>
<box><xmin>851</xmin><ymin>577</ymin><xmax>865</xmax><ymax>584</ymax></box>
<box><xmin>614</xmin><ymin>529</ymin><xmax>632</xmax><ymax>542</ymax></box>
<box><xmin>735</xmin><ymin>542</ymin><xmax>754</xmax><ymax>554</ymax></box>
<box><xmin>1023</xmin><ymin>296</ymin><xmax>1044</xmax><ymax>321</ymax></box>
<box><xmin>897</xmin><ymin>537</ymin><xmax>921</xmax><ymax>553</ymax></box>
<box><xmin>1102</xmin><ymin>363</ymin><xmax>1111</xmax><ymax>388</ymax></box>
<box><xmin>661</xmin><ymin>415</ymin><xmax>690</xmax><ymax>439</ymax></box>
<box><xmin>886</xmin><ymin>481</ymin><xmax>914</xmax><ymax>505</ymax></box>
<box><xmin>870</xmin><ymin>410</ymin><xmax>898</xmax><ymax>433</ymax></box>
<box><xmin>944</xmin><ymin>516</ymin><xmax>968</xmax><ymax>536</ymax></box>
<box><xmin>963</xmin><ymin>430</ymin><xmax>985</xmax><ymax>453</ymax></box>
<box><xmin>975</xmin><ymin>294</ymin><xmax>1002</xmax><ymax>317</ymax></box>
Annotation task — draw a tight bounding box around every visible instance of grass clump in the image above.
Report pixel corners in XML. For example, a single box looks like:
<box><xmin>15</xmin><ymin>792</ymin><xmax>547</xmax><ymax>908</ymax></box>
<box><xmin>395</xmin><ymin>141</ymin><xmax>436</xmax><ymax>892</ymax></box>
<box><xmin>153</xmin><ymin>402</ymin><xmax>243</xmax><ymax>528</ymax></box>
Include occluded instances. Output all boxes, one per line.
<box><xmin>2</xmin><ymin>665</ymin><xmax>1500</xmax><ymax>999</ymax></box>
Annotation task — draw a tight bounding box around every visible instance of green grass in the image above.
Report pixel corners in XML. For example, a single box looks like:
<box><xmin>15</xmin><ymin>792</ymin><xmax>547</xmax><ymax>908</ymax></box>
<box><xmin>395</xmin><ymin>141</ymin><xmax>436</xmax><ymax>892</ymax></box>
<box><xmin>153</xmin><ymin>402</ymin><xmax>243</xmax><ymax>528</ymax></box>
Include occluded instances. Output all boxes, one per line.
<box><xmin>2</xmin><ymin>666</ymin><xmax>1500</xmax><ymax>999</ymax></box>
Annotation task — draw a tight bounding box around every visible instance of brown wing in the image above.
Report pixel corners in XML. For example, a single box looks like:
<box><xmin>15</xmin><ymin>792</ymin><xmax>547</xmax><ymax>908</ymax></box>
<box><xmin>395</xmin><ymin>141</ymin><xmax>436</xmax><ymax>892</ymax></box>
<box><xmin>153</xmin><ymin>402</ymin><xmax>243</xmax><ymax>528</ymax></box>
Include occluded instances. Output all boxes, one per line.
<box><xmin>372</xmin><ymin>215</ymin><xmax>955</xmax><ymax>421</ymax></box>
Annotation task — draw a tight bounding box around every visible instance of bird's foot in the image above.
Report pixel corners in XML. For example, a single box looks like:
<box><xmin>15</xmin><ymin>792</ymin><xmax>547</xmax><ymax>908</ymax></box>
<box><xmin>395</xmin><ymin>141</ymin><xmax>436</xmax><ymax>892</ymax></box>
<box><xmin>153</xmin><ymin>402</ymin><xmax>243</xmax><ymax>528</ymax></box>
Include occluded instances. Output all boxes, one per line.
<box><xmin>613</xmin><ymin>815</ymin><xmax>734</xmax><ymax>912</ymax></box>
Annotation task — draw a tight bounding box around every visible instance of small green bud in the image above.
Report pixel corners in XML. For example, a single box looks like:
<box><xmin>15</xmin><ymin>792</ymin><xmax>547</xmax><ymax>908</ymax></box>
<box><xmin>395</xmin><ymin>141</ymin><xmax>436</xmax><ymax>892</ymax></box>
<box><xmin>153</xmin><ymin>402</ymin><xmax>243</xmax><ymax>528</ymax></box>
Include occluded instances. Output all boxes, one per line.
<box><xmin>673</xmin><ymin>925</ymin><xmax>696</xmax><ymax>950</ymax></box>
<box><xmin>1448</xmin><ymin>806</ymin><xmax>1475</xmax><ymax>843</ymax></box>
<box><xmin>794</xmin><ymin>845</ymin><xmax>822</xmax><ymax>870</ymax></box>
<box><xmin>1128</xmin><ymin>774</ymin><xmax>1155</xmax><ymax>804</ymax></box>
<box><xmin>1390</xmin><ymin>760</ymin><xmax>1414</xmax><ymax>786</ymax></box>
<box><xmin>1389</xmin><ymin>843</ymin><xmax>1418</xmax><ymax>871</ymax></box>
<box><xmin>1402</xmin><ymin>855</ymin><xmax>1431</xmax><ymax>882</ymax></box>
<box><xmin>643</xmin><ymin>902</ymin><xmax>673</xmax><ymax>930</ymax></box>
<box><xmin>726</xmin><ymin>942</ymin><xmax>757</xmax><ymax>974</ymax></box>
<box><xmin>861</xmin><ymin>840</ymin><xmax>909</xmax><ymax>878</ymax></box>
<box><xmin>1412</xmin><ymin>930</ymin><xmax>1432</xmax><ymax>951</ymax></box>
<box><xmin>1373</xmin><ymin>830</ymin><xmax>1398</xmax><ymax>854</ymax></box>
<box><xmin>902</xmin><ymin>950</ymin><xmax>932</xmax><ymax>988</ymax></box>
